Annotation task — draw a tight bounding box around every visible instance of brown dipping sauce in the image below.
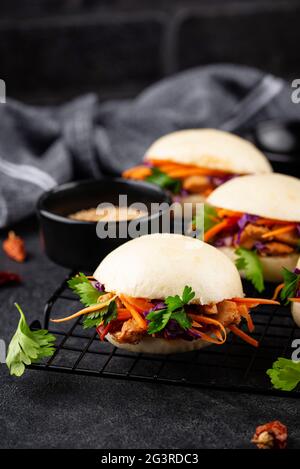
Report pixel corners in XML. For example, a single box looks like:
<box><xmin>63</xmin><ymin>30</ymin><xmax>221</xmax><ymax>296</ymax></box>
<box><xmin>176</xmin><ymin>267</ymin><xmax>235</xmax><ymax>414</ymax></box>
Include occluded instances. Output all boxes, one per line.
<box><xmin>69</xmin><ymin>206</ymin><xmax>148</xmax><ymax>222</ymax></box>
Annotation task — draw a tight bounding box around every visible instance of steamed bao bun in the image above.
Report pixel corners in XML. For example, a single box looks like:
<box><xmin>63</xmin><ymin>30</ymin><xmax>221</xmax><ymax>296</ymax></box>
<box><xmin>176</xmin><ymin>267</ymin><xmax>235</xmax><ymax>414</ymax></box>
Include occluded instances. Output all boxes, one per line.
<box><xmin>207</xmin><ymin>173</ymin><xmax>300</xmax><ymax>282</ymax></box>
<box><xmin>292</xmin><ymin>258</ymin><xmax>300</xmax><ymax>327</ymax></box>
<box><xmin>145</xmin><ymin>129</ymin><xmax>272</xmax><ymax>174</ymax></box>
<box><xmin>145</xmin><ymin>129</ymin><xmax>272</xmax><ymax>205</ymax></box>
<box><xmin>93</xmin><ymin>233</ymin><xmax>244</xmax><ymax>354</ymax></box>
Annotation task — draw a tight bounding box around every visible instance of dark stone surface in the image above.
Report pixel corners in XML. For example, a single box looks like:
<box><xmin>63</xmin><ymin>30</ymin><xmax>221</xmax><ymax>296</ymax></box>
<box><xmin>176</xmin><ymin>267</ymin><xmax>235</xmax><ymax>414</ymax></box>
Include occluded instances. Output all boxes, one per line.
<box><xmin>175</xmin><ymin>4</ymin><xmax>300</xmax><ymax>78</ymax></box>
<box><xmin>0</xmin><ymin>14</ymin><xmax>164</xmax><ymax>103</ymax></box>
<box><xmin>0</xmin><ymin>218</ymin><xmax>300</xmax><ymax>449</ymax></box>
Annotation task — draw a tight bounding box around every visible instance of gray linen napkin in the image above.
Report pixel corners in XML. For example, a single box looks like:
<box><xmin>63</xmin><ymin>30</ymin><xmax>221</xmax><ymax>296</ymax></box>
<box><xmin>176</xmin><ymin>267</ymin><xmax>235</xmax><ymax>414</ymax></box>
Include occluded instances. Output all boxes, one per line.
<box><xmin>0</xmin><ymin>63</ymin><xmax>298</xmax><ymax>228</ymax></box>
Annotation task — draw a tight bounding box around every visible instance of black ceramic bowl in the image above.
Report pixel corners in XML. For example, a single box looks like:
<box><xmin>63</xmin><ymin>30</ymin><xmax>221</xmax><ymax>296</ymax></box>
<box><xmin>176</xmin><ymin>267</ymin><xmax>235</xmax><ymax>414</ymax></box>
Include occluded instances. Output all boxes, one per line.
<box><xmin>37</xmin><ymin>178</ymin><xmax>172</xmax><ymax>271</ymax></box>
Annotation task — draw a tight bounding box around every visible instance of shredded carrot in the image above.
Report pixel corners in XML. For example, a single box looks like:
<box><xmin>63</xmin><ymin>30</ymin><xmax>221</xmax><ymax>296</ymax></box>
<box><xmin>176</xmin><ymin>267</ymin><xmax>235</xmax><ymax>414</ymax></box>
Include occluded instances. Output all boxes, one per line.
<box><xmin>190</xmin><ymin>315</ymin><xmax>227</xmax><ymax>343</ymax></box>
<box><xmin>164</xmin><ymin>168</ymin><xmax>217</xmax><ymax>179</ymax></box>
<box><xmin>50</xmin><ymin>295</ymin><xmax>117</xmax><ymax>323</ymax></box>
<box><xmin>122</xmin><ymin>165</ymin><xmax>152</xmax><ymax>180</ymax></box>
<box><xmin>272</xmin><ymin>283</ymin><xmax>284</xmax><ymax>301</ymax></box>
<box><xmin>228</xmin><ymin>325</ymin><xmax>259</xmax><ymax>347</ymax></box>
<box><xmin>237</xmin><ymin>304</ymin><xmax>255</xmax><ymax>333</ymax></box>
<box><xmin>288</xmin><ymin>298</ymin><xmax>300</xmax><ymax>303</ymax></box>
<box><xmin>121</xmin><ymin>296</ymin><xmax>153</xmax><ymax>313</ymax></box>
<box><xmin>190</xmin><ymin>327</ymin><xmax>226</xmax><ymax>345</ymax></box>
<box><xmin>50</xmin><ymin>296</ymin><xmax>117</xmax><ymax>323</ymax></box>
<box><xmin>214</xmin><ymin>329</ymin><xmax>225</xmax><ymax>341</ymax></box>
<box><xmin>204</xmin><ymin>217</ymin><xmax>239</xmax><ymax>242</ymax></box>
<box><xmin>98</xmin><ymin>323</ymin><xmax>112</xmax><ymax>341</ymax></box>
<box><xmin>216</xmin><ymin>208</ymin><xmax>242</xmax><ymax>218</ymax></box>
<box><xmin>117</xmin><ymin>309</ymin><xmax>132</xmax><ymax>321</ymax></box>
<box><xmin>191</xmin><ymin>320</ymin><xmax>203</xmax><ymax>328</ymax></box>
<box><xmin>86</xmin><ymin>276</ymin><xmax>95</xmax><ymax>280</ymax></box>
<box><xmin>261</xmin><ymin>224</ymin><xmax>297</xmax><ymax>239</ymax></box>
<box><xmin>202</xmin><ymin>187</ymin><xmax>214</xmax><ymax>197</ymax></box>
<box><xmin>147</xmin><ymin>159</ymin><xmax>229</xmax><ymax>173</ymax></box>
<box><xmin>232</xmin><ymin>297</ymin><xmax>280</xmax><ymax>305</ymax></box>
<box><xmin>255</xmin><ymin>218</ymin><xmax>291</xmax><ymax>226</ymax></box>
<box><xmin>119</xmin><ymin>295</ymin><xmax>147</xmax><ymax>329</ymax></box>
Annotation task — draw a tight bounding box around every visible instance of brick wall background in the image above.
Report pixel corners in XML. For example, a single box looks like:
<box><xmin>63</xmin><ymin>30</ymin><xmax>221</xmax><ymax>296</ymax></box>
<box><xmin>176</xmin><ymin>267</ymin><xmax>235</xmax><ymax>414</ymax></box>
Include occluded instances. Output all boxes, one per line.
<box><xmin>0</xmin><ymin>0</ymin><xmax>299</xmax><ymax>103</ymax></box>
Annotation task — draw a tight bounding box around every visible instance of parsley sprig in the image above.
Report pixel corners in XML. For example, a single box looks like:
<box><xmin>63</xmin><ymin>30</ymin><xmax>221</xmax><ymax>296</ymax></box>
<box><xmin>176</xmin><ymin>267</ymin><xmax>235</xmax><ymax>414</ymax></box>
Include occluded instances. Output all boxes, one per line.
<box><xmin>235</xmin><ymin>247</ymin><xmax>264</xmax><ymax>292</ymax></box>
<box><xmin>280</xmin><ymin>268</ymin><xmax>300</xmax><ymax>304</ymax></box>
<box><xmin>146</xmin><ymin>167</ymin><xmax>181</xmax><ymax>194</ymax></box>
<box><xmin>68</xmin><ymin>272</ymin><xmax>103</xmax><ymax>306</ymax></box>
<box><xmin>82</xmin><ymin>301</ymin><xmax>117</xmax><ymax>329</ymax></box>
<box><xmin>6</xmin><ymin>303</ymin><xmax>56</xmax><ymax>377</ymax></box>
<box><xmin>267</xmin><ymin>357</ymin><xmax>300</xmax><ymax>391</ymax></box>
<box><xmin>68</xmin><ymin>273</ymin><xmax>117</xmax><ymax>329</ymax></box>
<box><xmin>192</xmin><ymin>204</ymin><xmax>220</xmax><ymax>239</ymax></box>
<box><xmin>203</xmin><ymin>205</ymin><xmax>220</xmax><ymax>232</ymax></box>
<box><xmin>147</xmin><ymin>286</ymin><xmax>194</xmax><ymax>334</ymax></box>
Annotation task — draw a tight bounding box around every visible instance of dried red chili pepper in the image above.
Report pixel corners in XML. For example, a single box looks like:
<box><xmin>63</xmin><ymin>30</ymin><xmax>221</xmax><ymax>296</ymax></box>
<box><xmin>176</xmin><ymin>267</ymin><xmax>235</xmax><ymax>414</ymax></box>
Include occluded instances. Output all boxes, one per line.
<box><xmin>2</xmin><ymin>231</ymin><xmax>26</xmax><ymax>262</ymax></box>
<box><xmin>0</xmin><ymin>271</ymin><xmax>21</xmax><ymax>286</ymax></box>
<box><xmin>252</xmin><ymin>420</ymin><xmax>287</xmax><ymax>449</ymax></box>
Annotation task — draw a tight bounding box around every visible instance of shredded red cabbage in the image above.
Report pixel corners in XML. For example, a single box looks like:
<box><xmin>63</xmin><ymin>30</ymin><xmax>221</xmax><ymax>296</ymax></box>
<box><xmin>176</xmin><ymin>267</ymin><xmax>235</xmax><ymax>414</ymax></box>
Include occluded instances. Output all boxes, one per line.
<box><xmin>213</xmin><ymin>236</ymin><xmax>233</xmax><ymax>247</ymax></box>
<box><xmin>209</xmin><ymin>173</ymin><xmax>238</xmax><ymax>187</ymax></box>
<box><xmin>235</xmin><ymin>213</ymin><xmax>259</xmax><ymax>244</ymax></box>
<box><xmin>94</xmin><ymin>281</ymin><xmax>105</xmax><ymax>292</ymax></box>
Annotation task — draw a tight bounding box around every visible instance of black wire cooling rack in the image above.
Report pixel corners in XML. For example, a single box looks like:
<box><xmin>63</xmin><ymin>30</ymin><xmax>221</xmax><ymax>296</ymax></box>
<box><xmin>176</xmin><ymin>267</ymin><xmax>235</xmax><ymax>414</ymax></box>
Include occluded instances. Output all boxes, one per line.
<box><xmin>29</xmin><ymin>272</ymin><xmax>300</xmax><ymax>397</ymax></box>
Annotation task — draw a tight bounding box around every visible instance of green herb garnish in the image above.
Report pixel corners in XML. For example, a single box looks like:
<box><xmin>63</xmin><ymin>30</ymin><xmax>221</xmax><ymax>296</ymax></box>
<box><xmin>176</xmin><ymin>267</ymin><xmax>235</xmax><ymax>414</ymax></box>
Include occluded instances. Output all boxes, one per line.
<box><xmin>6</xmin><ymin>303</ymin><xmax>56</xmax><ymax>377</ymax></box>
<box><xmin>191</xmin><ymin>204</ymin><xmax>220</xmax><ymax>240</ymax></box>
<box><xmin>68</xmin><ymin>272</ymin><xmax>102</xmax><ymax>307</ymax></box>
<box><xmin>146</xmin><ymin>167</ymin><xmax>181</xmax><ymax>194</ymax></box>
<box><xmin>147</xmin><ymin>286</ymin><xmax>194</xmax><ymax>334</ymax></box>
<box><xmin>203</xmin><ymin>204</ymin><xmax>220</xmax><ymax>232</ymax></box>
<box><xmin>235</xmin><ymin>247</ymin><xmax>264</xmax><ymax>292</ymax></box>
<box><xmin>82</xmin><ymin>301</ymin><xmax>117</xmax><ymax>329</ymax></box>
<box><xmin>267</xmin><ymin>357</ymin><xmax>300</xmax><ymax>391</ymax></box>
<box><xmin>281</xmin><ymin>268</ymin><xmax>300</xmax><ymax>304</ymax></box>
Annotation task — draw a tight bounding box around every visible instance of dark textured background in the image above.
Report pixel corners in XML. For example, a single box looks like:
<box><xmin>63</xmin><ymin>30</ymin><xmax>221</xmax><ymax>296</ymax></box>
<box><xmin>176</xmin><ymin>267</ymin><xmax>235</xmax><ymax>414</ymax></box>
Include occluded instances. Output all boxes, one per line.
<box><xmin>1</xmin><ymin>0</ymin><xmax>300</xmax><ymax>103</ymax></box>
<box><xmin>0</xmin><ymin>220</ymin><xmax>300</xmax><ymax>449</ymax></box>
<box><xmin>1</xmin><ymin>0</ymin><xmax>300</xmax><ymax>449</ymax></box>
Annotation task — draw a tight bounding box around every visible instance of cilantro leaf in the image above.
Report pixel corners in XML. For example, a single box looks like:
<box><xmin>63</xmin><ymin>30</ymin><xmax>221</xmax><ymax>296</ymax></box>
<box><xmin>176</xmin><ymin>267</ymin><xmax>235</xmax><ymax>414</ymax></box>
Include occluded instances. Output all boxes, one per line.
<box><xmin>147</xmin><ymin>309</ymin><xmax>171</xmax><ymax>334</ymax></box>
<box><xmin>146</xmin><ymin>167</ymin><xmax>181</xmax><ymax>194</ymax></box>
<box><xmin>147</xmin><ymin>286</ymin><xmax>194</xmax><ymax>334</ymax></box>
<box><xmin>182</xmin><ymin>285</ymin><xmax>195</xmax><ymax>304</ymax></box>
<box><xmin>165</xmin><ymin>286</ymin><xmax>195</xmax><ymax>312</ymax></box>
<box><xmin>82</xmin><ymin>301</ymin><xmax>117</xmax><ymax>329</ymax></box>
<box><xmin>192</xmin><ymin>204</ymin><xmax>219</xmax><ymax>240</ymax></box>
<box><xmin>171</xmin><ymin>309</ymin><xmax>192</xmax><ymax>330</ymax></box>
<box><xmin>203</xmin><ymin>204</ymin><xmax>219</xmax><ymax>232</ymax></box>
<box><xmin>235</xmin><ymin>247</ymin><xmax>264</xmax><ymax>292</ymax></box>
<box><xmin>281</xmin><ymin>268</ymin><xmax>300</xmax><ymax>304</ymax></box>
<box><xmin>6</xmin><ymin>303</ymin><xmax>56</xmax><ymax>377</ymax></box>
<box><xmin>68</xmin><ymin>273</ymin><xmax>101</xmax><ymax>307</ymax></box>
<box><xmin>267</xmin><ymin>357</ymin><xmax>300</xmax><ymax>391</ymax></box>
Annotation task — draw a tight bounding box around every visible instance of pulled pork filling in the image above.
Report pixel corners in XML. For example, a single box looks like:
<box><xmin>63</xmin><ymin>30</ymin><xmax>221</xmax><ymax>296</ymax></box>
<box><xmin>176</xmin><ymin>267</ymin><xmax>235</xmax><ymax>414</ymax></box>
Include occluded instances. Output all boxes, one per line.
<box><xmin>52</xmin><ymin>275</ymin><xmax>279</xmax><ymax>348</ymax></box>
<box><xmin>122</xmin><ymin>159</ymin><xmax>237</xmax><ymax>198</ymax></box>
<box><xmin>204</xmin><ymin>208</ymin><xmax>300</xmax><ymax>257</ymax></box>
<box><xmin>52</xmin><ymin>283</ymin><xmax>279</xmax><ymax>348</ymax></box>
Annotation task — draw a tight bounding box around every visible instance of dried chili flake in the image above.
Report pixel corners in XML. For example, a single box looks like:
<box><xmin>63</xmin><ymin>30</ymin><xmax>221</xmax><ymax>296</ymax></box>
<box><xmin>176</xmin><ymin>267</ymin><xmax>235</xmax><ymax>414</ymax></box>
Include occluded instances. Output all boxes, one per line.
<box><xmin>2</xmin><ymin>231</ymin><xmax>26</xmax><ymax>262</ymax></box>
<box><xmin>252</xmin><ymin>420</ymin><xmax>287</xmax><ymax>449</ymax></box>
<box><xmin>0</xmin><ymin>271</ymin><xmax>21</xmax><ymax>286</ymax></box>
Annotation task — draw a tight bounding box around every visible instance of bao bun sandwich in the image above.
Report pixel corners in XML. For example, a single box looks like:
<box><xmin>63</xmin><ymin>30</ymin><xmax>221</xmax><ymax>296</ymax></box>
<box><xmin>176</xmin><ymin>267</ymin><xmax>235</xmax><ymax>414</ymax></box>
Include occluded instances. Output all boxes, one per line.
<box><xmin>204</xmin><ymin>173</ymin><xmax>300</xmax><ymax>291</ymax></box>
<box><xmin>123</xmin><ymin>129</ymin><xmax>272</xmax><ymax>203</ymax></box>
<box><xmin>52</xmin><ymin>234</ymin><xmax>277</xmax><ymax>353</ymax></box>
<box><xmin>290</xmin><ymin>261</ymin><xmax>300</xmax><ymax>327</ymax></box>
<box><xmin>272</xmin><ymin>258</ymin><xmax>300</xmax><ymax>328</ymax></box>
